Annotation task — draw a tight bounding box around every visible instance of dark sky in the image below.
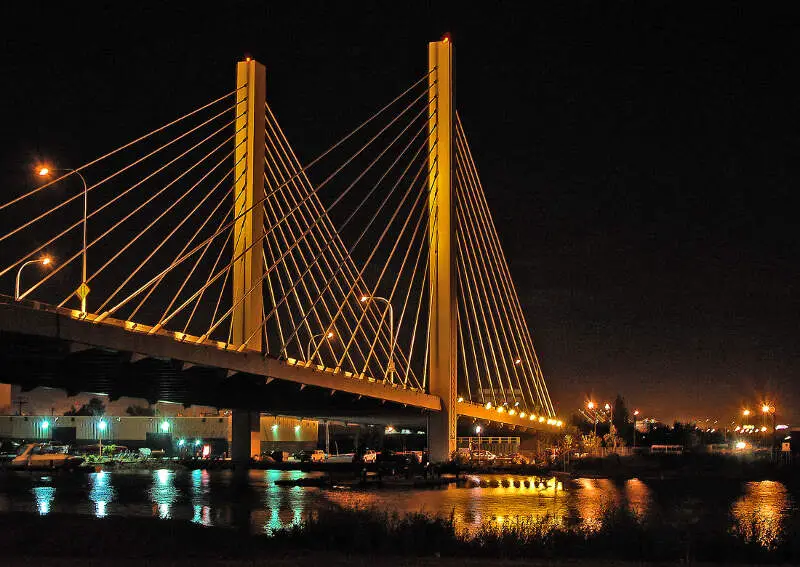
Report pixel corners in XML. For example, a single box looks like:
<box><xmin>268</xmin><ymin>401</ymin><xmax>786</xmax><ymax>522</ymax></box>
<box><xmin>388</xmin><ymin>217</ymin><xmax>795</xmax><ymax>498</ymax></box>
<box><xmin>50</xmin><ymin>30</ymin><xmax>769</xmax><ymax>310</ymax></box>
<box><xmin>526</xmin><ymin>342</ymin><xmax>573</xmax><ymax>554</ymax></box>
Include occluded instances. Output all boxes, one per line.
<box><xmin>2</xmin><ymin>2</ymin><xmax>798</xmax><ymax>423</ymax></box>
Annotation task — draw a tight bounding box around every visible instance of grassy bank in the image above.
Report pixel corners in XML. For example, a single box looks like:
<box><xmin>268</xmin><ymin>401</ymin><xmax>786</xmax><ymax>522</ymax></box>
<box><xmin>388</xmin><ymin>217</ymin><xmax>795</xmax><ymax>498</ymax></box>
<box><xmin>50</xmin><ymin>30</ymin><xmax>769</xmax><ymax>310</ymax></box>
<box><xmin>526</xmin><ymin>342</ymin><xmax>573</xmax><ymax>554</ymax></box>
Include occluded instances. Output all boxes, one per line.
<box><xmin>1</xmin><ymin>506</ymin><xmax>796</xmax><ymax>565</ymax></box>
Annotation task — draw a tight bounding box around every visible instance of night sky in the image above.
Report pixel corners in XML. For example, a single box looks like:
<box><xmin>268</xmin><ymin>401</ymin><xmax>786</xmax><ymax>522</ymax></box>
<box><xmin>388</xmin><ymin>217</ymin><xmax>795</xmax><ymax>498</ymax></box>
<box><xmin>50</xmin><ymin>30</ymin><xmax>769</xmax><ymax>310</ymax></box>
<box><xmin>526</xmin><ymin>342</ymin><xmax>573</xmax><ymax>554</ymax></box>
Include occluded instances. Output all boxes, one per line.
<box><xmin>2</xmin><ymin>2</ymin><xmax>798</xmax><ymax>423</ymax></box>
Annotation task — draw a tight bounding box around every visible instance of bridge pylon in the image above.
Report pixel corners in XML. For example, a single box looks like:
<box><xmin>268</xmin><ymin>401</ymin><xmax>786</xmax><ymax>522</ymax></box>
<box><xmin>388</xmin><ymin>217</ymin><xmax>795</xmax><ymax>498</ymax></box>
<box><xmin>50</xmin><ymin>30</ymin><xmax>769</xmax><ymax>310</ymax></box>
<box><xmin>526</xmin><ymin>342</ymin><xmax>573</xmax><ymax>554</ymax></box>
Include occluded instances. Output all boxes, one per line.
<box><xmin>232</xmin><ymin>58</ymin><xmax>266</xmax><ymax>352</ymax></box>
<box><xmin>231</xmin><ymin>58</ymin><xmax>266</xmax><ymax>466</ymax></box>
<box><xmin>427</xmin><ymin>37</ymin><xmax>457</xmax><ymax>463</ymax></box>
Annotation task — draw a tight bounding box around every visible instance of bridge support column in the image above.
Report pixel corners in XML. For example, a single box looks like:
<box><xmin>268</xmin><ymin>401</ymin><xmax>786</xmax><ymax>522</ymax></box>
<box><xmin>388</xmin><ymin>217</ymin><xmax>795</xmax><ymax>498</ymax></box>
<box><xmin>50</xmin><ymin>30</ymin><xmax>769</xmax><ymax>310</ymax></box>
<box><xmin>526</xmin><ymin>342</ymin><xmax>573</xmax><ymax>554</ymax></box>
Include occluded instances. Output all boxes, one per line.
<box><xmin>232</xmin><ymin>58</ymin><xmax>266</xmax><ymax>352</ymax></box>
<box><xmin>231</xmin><ymin>409</ymin><xmax>260</xmax><ymax>467</ymax></box>
<box><xmin>230</xmin><ymin>59</ymin><xmax>266</xmax><ymax>468</ymax></box>
<box><xmin>427</xmin><ymin>37</ymin><xmax>457</xmax><ymax>463</ymax></box>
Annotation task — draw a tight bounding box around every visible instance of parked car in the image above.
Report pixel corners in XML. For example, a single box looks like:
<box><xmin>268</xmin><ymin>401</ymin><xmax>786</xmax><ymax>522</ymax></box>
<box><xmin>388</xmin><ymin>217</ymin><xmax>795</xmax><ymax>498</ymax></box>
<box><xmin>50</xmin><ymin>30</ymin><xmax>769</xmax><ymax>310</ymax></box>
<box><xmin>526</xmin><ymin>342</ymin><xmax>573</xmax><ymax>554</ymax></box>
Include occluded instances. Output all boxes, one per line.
<box><xmin>470</xmin><ymin>450</ymin><xmax>497</xmax><ymax>462</ymax></box>
<box><xmin>11</xmin><ymin>443</ymin><xmax>84</xmax><ymax>470</ymax></box>
<box><xmin>295</xmin><ymin>449</ymin><xmax>326</xmax><ymax>463</ymax></box>
<box><xmin>354</xmin><ymin>449</ymin><xmax>378</xmax><ymax>464</ymax></box>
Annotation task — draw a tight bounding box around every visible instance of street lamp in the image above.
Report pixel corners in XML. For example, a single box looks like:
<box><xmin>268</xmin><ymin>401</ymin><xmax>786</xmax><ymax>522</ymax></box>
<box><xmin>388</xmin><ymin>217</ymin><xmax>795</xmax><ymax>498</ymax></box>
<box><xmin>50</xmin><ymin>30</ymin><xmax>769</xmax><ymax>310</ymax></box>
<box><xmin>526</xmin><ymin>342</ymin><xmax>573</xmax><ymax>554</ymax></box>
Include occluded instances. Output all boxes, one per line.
<box><xmin>605</xmin><ymin>403</ymin><xmax>616</xmax><ymax>450</ymax></box>
<box><xmin>475</xmin><ymin>425</ymin><xmax>482</xmax><ymax>452</ymax></box>
<box><xmin>37</xmin><ymin>166</ymin><xmax>89</xmax><ymax>313</ymax></box>
<box><xmin>306</xmin><ymin>331</ymin><xmax>334</xmax><ymax>364</ymax></box>
<box><xmin>587</xmin><ymin>401</ymin><xmax>597</xmax><ymax>436</ymax></box>
<box><xmin>97</xmin><ymin>419</ymin><xmax>107</xmax><ymax>457</ymax></box>
<box><xmin>15</xmin><ymin>257</ymin><xmax>52</xmax><ymax>300</ymax></box>
<box><xmin>633</xmin><ymin>409</ymin><xmax>640</xmax><ymax>448</ymax></box>
<box><xmin>360</xmin><ymin>295</ymin><xmax>395</xmax><ymax>384</ymax></box>
<box><xmin>742</xmin><ymin>409</ymin><xmax>751</xmax><ymax>417</ymax></box>
<box><xmin>762</xmin><ymin>403</ymin><xmax>776</xmax><ymax>451</ymax></box>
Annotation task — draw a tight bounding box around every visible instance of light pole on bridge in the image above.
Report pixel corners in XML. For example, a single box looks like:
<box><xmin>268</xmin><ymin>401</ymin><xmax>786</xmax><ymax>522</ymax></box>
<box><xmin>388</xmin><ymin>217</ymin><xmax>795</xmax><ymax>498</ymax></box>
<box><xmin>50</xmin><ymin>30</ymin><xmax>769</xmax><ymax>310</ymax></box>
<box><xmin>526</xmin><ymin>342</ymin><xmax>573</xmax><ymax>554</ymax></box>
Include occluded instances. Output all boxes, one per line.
<box><xmin>36</xmin><ymin>166</ymin><xmax>90</xmax><ymax>313</ymax></box>
<box><xmin>306</xmin><ymin>331</ymin><xmax>334</xmax><ymax>365</ymax></box>
<box><xmin>15</xmin><ymin>257</ymin><xmax>52</xmax><ymax>300</ymax></box>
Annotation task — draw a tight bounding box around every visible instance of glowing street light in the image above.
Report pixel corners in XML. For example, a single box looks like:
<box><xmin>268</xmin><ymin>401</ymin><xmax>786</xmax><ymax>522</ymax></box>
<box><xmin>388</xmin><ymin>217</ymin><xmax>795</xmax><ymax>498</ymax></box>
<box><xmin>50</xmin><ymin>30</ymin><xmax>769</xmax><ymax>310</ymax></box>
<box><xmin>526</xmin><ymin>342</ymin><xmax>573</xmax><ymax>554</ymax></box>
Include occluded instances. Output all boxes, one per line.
<box><xmin>15</xmin><ymin>257</ymin><xmax>52</xmax><ymax>300</ymax></box>
<box><xmin>306</xmin><ymin>330</ymin><xmax>335</xmax><ymax>364</ymax></box>
<box><xmin>633</xmin><ymin>410</ymin><xmax>640</xmax><ymax>448</ymax></box>
<box><xmin>742</xmin><ymin>409</ymin><xmax>751</xmax><ymax>417</ymax></box>
<box><xmin>160</xmin><ymin>420</ymin><xmax>170</xmax><ymax>433</ymax></box>
<box><xmin>587</xmin><ymin>401</ymin><xmax>598</xmax><ymax>435</ymax></box>
<box><xmin>360</xmin><ymin>295</ymin><xmax>395</xmax><ymax>384</ymax></box>
<box><xmin>36</xmin><ymin>165</ymin><xmax>89</xmax><ymax>313</ymax></box>
<box><xmin>97</xmin><ymin>419</ymin><xmax>107</xmax><ymax>457</ymax></box>
<box><xmin>475</xmin><ymin>425</ymin><xmax>482</xmax><ymax>452</ymax></box>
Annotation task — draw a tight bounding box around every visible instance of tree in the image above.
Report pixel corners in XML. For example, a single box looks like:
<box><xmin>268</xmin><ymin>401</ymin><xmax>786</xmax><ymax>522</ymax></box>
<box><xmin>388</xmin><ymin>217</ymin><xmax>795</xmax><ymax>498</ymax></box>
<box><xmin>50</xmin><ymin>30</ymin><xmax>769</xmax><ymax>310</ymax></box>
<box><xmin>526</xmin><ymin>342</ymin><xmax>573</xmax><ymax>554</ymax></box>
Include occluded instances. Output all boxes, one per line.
<box><xmin>64</xmin><ymin>397</ymin><xmax>106</xmax><ymax>416</ymax></box>
<box><xmin>125</xmin><ymin>404</ymin><xmax>155</xmax><ymax>416</ymax></box>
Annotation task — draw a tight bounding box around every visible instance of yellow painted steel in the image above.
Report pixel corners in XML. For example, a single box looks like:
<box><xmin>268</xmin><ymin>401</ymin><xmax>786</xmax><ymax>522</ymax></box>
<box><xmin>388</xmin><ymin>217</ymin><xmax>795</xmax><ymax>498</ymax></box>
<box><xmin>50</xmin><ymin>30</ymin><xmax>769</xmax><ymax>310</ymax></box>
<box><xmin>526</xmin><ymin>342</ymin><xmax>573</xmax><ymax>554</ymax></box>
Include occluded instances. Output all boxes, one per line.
<box><xmin>232</xmin><ymin>59</ymin><xmax>266</xmax><ymax>351</ymax></box>
<box><xmin>427</xmin><ymin>38</ymin><xmax>457</xmax><ymax>463</ymax></box>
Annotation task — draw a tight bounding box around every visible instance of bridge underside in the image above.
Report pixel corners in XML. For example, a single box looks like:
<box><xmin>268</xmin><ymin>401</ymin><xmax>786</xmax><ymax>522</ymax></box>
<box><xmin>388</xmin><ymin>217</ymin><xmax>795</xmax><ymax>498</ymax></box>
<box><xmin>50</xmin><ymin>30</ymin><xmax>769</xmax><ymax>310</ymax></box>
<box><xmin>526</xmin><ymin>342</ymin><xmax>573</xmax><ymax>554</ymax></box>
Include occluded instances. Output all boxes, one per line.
<box><xmin>0</xmin><ymin>301</ymin><xmax>439</xmax><ymax>419</ymax></box>
<box><xmin>0</xmin><ymin>301</ymin><xmax>557</xmax><ymax>433</ymax></box>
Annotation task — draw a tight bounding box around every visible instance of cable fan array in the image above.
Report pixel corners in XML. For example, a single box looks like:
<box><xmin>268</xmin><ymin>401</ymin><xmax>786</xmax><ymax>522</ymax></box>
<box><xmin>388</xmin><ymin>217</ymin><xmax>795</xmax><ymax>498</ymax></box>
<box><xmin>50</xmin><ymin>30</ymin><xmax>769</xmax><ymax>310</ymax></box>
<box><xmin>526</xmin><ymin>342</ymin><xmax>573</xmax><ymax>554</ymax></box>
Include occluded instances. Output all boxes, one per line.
<box><xmin>0</xmin><ymin>63</ymin><xmax>555</xmax><ymax>418</ymax></box>
<box><xmin>0</xmin><ymin>71</ymin><xmax>437</xmax><ymax>393</ymax></box>
<box><xmin>454</xmin><ymin>114</ymin><xmax>555</xmax><ymax>419</ymax></box>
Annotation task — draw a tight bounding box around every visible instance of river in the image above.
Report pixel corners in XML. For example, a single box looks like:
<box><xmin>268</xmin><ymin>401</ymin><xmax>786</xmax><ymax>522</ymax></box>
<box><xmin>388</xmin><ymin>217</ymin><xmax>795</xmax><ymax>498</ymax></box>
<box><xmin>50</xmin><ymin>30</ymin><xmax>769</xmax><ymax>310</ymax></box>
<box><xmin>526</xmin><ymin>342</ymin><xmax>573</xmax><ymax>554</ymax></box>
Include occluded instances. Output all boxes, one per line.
<box><xmin>0</xmin><ymin>469</ymin><xmax>794</xmax><ymax>547</ymax></box>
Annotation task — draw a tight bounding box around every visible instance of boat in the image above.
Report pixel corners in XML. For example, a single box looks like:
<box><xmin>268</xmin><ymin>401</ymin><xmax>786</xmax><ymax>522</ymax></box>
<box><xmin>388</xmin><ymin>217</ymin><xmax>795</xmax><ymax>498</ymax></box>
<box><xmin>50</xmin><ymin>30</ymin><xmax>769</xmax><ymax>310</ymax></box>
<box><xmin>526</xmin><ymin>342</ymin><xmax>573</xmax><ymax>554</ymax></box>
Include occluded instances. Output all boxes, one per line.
<box><xmin>10</xmin><ymin>443</ymin><xmax>84</xmax><ymax>470</ymax></box>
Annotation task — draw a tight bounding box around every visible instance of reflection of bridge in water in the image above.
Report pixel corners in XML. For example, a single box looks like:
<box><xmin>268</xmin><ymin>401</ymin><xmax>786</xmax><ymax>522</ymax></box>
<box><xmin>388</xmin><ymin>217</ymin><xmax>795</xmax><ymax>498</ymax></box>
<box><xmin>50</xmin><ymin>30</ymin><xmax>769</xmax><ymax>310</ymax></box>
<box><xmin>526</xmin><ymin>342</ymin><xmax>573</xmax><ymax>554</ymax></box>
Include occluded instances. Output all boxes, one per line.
<box><xmin>0</xmin><ymin>37</ymin><xmax>561</xmax><ymax>463</ymax></box>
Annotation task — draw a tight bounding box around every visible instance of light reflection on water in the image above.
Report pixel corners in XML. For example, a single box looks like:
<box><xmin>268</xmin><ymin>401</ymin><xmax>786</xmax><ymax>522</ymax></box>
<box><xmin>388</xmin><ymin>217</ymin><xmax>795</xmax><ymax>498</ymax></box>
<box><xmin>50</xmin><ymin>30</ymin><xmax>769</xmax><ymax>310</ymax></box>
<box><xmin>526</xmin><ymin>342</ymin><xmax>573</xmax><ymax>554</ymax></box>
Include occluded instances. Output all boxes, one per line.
<box><xmin>731</xmin><ymin>481</ymin><xmax>793</xmax><ymax>548</ymax></box>
<box><xmin>149</xmin><ymin>469</ymin><xmax>179</xmax><ymax>519</ymax></box>
<box><xmin>2</xmin><ymin>469</ymin><xmax>795</xmax><ymax>547</ymax></box>
<box><xmin>89</xmin><ymin>471</ymin><xmax>114</xmax><ymax>518</ymax></box>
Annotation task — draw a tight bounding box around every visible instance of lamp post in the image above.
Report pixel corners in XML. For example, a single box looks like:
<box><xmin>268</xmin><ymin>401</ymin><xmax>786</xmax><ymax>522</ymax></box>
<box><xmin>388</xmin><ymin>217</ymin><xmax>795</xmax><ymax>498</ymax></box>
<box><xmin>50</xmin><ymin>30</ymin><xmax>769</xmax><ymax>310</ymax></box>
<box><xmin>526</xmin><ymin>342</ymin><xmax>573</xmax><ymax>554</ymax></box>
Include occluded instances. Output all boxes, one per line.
<box><xmin>306</xmin><ymin>331</ymin><xmax>334</xmax><ymax>364</ymax></box>
<box><xmin>15</xmin><ymin>257</ymin><xmax>52</xmax><ymax>300</ymax></box>
<box><xmin>633</xmin><ymin>409</ymin><xmax>640</xmax><ymax>448</ymax></box>
<box><xmin>475</xmin><ymin>425</ymin><xmax>482</xmax><ymax>452</ymax></box>
<box><xmin>587</xmin><ymin>401</ymin><xmax>597</xmax><ymax>436</ymax></box>
<box><xmin>37</xmin><ymin>166</ymin><xmax>89</xmax><ymax>313</ymax></box>
<box><xmin>605</xmin><ymin>403</ymin><xmax>616</xmax><ymax>450</ymax></box>
<box><xmin>762</xmin><ymin>403</ymin><xmax>776</xmax><ymax>453</ymax></box>
<box><xmin>360</xmin><ymin>295</ymin><xmax>395</xmax><ymax>384</ymax></box>
<box><xmin>97</xmin><ymin>419</ymin><xmax>107</xmax><ymax>458</ymax></box>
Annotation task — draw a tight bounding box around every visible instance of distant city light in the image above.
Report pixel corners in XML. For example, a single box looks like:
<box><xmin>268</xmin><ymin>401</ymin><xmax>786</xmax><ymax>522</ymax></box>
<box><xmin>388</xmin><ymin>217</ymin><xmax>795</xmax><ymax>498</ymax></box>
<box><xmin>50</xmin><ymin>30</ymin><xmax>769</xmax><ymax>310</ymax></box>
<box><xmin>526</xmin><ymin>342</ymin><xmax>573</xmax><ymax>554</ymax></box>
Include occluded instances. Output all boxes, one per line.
<box><xmin>178</xmin><ymin>439</ymin><xmax>185</xmax><ymax>447</ymax></box>
<box><xmin>735</xmin><ymin>441</ymin><xmax>747</xmax><ymax>450</ymax></box>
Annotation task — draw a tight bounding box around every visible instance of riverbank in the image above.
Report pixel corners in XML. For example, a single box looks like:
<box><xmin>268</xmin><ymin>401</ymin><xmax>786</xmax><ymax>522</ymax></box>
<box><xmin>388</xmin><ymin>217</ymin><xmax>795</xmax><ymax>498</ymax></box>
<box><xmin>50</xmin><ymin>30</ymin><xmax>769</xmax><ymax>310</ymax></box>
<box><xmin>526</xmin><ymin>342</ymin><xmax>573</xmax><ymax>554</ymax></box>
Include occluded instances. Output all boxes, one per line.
<box><xmin>1</xmin><ymin>502</ymin><xmax>796</xmax><ymax>565</ymax></box>
<box><xmin>566</xmin><ymin>452</ymin><xmax>797</xmax><ymax>482</ymax></box>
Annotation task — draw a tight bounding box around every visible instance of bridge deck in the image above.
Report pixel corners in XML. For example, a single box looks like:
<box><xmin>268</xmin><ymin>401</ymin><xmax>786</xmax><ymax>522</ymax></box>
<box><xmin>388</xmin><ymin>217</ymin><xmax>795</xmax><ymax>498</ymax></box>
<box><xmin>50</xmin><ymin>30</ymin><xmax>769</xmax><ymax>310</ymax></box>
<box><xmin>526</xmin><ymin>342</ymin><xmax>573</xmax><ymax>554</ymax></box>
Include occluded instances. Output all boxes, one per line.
<box><xmin>0</xmin><ymin>300</ymin><xmax>559</xmax><ymax>432</ymax></box>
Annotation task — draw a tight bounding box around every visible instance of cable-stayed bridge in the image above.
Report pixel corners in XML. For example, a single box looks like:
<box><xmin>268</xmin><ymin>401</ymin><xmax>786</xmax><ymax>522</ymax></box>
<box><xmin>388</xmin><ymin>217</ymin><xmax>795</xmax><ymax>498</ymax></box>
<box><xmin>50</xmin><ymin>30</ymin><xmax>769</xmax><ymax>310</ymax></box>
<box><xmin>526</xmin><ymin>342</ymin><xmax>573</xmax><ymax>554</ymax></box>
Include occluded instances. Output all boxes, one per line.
<box><xmin>0</xmin><ymin>38</ymin><xmax>562</xmax><ymax>462</ymax></box>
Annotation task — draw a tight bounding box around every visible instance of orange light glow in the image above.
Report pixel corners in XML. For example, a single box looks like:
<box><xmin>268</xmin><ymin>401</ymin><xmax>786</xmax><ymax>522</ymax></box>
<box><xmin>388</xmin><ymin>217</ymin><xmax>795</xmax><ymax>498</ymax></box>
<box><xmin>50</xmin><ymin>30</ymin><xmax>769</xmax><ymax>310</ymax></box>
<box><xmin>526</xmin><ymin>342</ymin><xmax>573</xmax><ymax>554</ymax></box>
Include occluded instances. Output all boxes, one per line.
<box><xmin>762</xmin><ymin>404</ymin><xmax>771</xmax><ymax>413</ymax></box>
<box><xmin>37</xmin><ymin>167</ymin><xmax>50</xmax><ymax>176</ymax></box>
<box><xmin>41</xmin><ymin>257</ymin><xmax>51</xmax><ymax>266</ymax></box>
<box><xmin>360</xmin><ymin>295</ymin><xmax>369</xmax><ymax>303</ymax></box>
<box><xmin>326</xmin><ymin>331</ymin><xmax>334</xmax><ymax>339</ymax></box>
